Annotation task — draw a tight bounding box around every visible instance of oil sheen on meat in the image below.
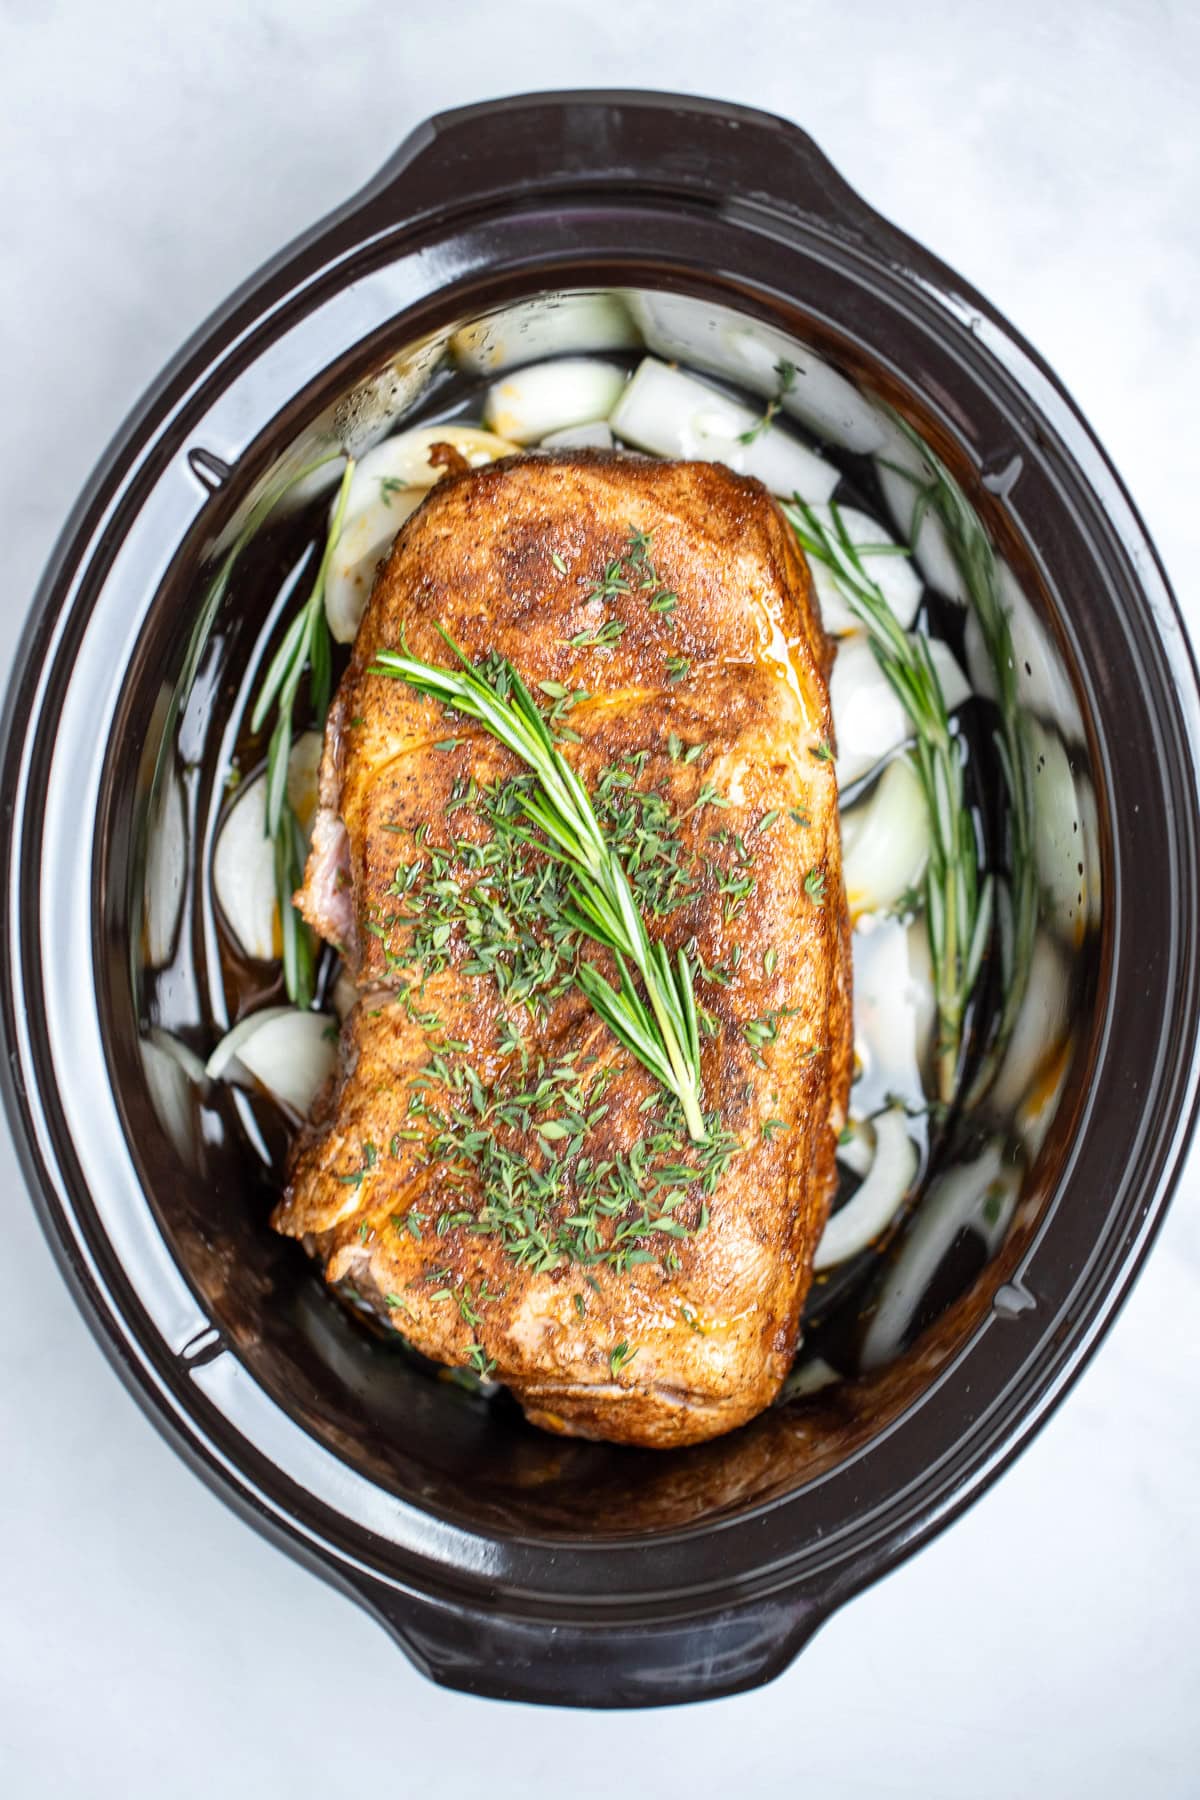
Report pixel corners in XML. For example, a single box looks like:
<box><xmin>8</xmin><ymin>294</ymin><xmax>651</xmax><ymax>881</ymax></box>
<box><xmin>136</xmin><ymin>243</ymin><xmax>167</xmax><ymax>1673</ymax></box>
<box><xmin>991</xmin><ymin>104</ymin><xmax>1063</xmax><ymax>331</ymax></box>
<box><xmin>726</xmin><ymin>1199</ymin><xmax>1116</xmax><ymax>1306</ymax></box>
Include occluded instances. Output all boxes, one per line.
<box><xmin>274</xmin><ymin>452</ymin><xmax>852</xmax><ymax>1448</ymax></box>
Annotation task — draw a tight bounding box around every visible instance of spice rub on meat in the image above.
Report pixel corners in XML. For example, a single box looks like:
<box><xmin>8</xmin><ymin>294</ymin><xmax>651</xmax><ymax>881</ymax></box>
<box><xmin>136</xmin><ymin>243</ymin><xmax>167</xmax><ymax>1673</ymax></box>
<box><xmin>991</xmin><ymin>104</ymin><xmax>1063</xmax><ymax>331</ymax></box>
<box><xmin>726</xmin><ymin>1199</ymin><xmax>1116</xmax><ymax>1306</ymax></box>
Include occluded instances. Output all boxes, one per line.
<box><xmin>274</xmin><ymin>453</ymin><xmax>852</xmax><ymax>1448</ymax></box>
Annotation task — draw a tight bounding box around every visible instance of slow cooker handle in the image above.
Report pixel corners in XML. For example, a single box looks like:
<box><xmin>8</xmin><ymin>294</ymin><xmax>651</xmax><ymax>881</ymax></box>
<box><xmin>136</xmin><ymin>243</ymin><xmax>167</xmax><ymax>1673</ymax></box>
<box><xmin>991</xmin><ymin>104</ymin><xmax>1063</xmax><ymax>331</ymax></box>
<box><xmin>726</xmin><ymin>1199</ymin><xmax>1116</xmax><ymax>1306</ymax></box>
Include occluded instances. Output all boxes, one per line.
<box><xmin>351</xmin><ymin>88</ymin><xmax>907</xmax><ymax>260</ymax></box>
<box><xmin>349</xmin><ymin>1571</ymin><xmax>835</xmax><ymax>1708</ymax></box>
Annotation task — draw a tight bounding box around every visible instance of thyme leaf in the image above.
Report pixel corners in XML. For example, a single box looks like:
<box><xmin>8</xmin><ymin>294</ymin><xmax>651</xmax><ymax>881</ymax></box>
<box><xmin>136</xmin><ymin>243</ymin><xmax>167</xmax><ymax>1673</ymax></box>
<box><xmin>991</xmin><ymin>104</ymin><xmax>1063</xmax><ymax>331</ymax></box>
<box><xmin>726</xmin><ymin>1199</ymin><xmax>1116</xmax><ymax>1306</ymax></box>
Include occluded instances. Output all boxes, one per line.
<box><xmin>370</xmin><ymin>633</ymin><xmax>711</xmax><ymax>1139</ymax></box>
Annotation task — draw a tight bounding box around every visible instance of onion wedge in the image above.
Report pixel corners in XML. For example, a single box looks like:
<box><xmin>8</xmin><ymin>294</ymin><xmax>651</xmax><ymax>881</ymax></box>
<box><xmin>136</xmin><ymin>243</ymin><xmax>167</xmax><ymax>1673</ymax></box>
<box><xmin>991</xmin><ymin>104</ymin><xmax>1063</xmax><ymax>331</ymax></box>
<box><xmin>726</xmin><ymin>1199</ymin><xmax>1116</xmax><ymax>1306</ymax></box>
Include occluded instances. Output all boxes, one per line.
<box><xmin>484</xmin><ymin>359</ymin><xmax>627</xmax><ymax>445</ymax></box>
<box><xmin>860</xmin><ymin>1140</ymin><xmax>1021</xmax><ymax>1370</ymax></box>
<box><xmin>451</xmin><ymin>294</ymin><xmax>638</xmax><ymax>372</ymax></box>
<box><xmin>815</xmin><ymin>1107</ymin><xmax>918</xmax><ymax>1270</ymax></box>
<box><xmin>841</xmin><ymin>755</ymin><xmax>932</xmax><ymax>920</ymax></box>
<box><xmin>213</xmin><ymin>732</ymin><xmax>322</xmax><ymax>960</ymax></box>
<box><xmin>343</xmin><ymin>425</ymin><xmax>519</xmax><ymax>522</ymax></box>
<box><xmin>831</xmin><ymin>634</ymin><xmax>969</xmax><ymax>787</ymax></box>
<box><xmin>803</xmin><ymin>503</ymin><xmax>922</xmax><ymax>635</ymax></box>
<box><xmin>207</xmin><ymin>1006</ymin><xmax>337</xmax><ymax>1117</ymax></box>
<box><xmin>608</xmin><ymin>357</ymin><xmax>838</xmax><ymax>501</ymax></box>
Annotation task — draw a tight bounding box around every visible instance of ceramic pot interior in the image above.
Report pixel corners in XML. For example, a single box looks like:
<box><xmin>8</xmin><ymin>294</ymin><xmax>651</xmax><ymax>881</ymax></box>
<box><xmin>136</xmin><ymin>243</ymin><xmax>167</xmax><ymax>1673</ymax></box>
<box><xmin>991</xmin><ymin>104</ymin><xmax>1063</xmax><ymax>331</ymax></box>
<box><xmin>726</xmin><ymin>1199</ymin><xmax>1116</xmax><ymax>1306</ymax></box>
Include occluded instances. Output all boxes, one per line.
<box><xmin>116</xmin><ymin>285</ymin><xmax>1101</xmax><ymax>1537</ymax></box>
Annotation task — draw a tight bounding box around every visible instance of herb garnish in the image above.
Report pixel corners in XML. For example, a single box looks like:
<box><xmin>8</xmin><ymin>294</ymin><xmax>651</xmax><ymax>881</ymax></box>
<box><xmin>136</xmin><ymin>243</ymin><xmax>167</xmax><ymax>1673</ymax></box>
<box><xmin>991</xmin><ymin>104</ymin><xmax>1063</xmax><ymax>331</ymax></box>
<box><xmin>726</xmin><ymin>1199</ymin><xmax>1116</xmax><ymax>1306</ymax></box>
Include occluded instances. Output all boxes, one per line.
<box><xmin>878</xmin><ymin>426</ymin><xmax>1038</xmax><ymax>1103</ymax></box>
<box><xmin>250</xmin><ymin>457</ymin><xmax>356</xmax><ymax>1006</ymax></box>
<box><xmin>370</xmin><ymin>632</ymin><xmax>711</xmax><ymax>1139</ymax></box>
<box><xmin>738</xmin><ymin>358</ymin><xmax>797</xmax><ymax>444</ymax></box>
<box><xmin>742</xmin><ymin>1004</ymin><xmax>802</xmax><ymax>1069</ymax></box>
<box><xmin>783</xmin><ymin>491</ymin><xmax>997</xmax><ymax>1102</ymax></box>
<box><xmin>568</xmin><ymin>617</ymin><xmax>627</xmax><ymax>650</ymax></box>
<box><xmin>804</xmin><ymin>867</ymin><xmax>827</xmax><ymax>904</ymax></box>
<box><xmin>406</xmin><ymin>1049</ymin><xmax>734</xmax><ymax>1273</ymax></box>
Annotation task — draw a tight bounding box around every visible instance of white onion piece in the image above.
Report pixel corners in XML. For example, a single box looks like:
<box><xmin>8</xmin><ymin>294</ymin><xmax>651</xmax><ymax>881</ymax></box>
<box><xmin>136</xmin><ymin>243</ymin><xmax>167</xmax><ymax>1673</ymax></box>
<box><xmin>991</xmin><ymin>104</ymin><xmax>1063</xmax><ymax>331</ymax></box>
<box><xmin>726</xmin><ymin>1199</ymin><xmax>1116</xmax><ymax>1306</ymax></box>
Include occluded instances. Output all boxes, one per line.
<box><xmin>331</xmin><ymin>966</ymin><xmax>359</xmax><ymax>1022</ymax></box>
<box><xmin>343</xmin><ymin>426</ymin><xmax>519</xmax><ymax>522</ymax></box>
<box><xmin>860</xmin><ymin>1140</ymin><xmax>1021</xmax><ymax>1370</ymax></box>
<box><xmin>835</xmin><ymin>1115</ymin><xmax>876</xmax><ymax>1179</ymax></box>
<box><xmin>1029</xmin><ymin>720</ymin><xmax>1090</xmax><ymax>944</ymax></box>
<box><xmin>852</xmin><ymin>916</ymin><xmax>936</xmax><ymax>1114</ymax></box>
<box><xmin>206</xmin><ymin>1005</ymin><xmax>294</xmax><ymax>1083</ymax></box>
<box><xmin>875</xmin><ymin>445</ymin><xmax>969</xmax><ymax>608</ymax></box>
<box><xmin>235</xmin><ymin>1010</ymin><xmax>338</xmax><ymax>1116</ymax></box>
<box><xmin>841</xmin><ymin>755</ymin><xmax>931</xmax><ymax>920</ymax></box>
<box><xmin>830</xmin><ymin>634</ymin><xmax>970</xmax><ymax>787</ymax></box>
<box><xmin>483</xmin><ymin>359</ymin><xmax>627</xmax><ymax>446</ymax></box>
<box><xmin>990</xmin><ymin>932</ymin><xmax>1071</xmax><ymax>1116</ymax></box>
<box><xmin>326</xmin><ymin>485</ymin><xmax>423</xmax><ymax>643</ymax></box>
<box><xmin>140</xmin><ymin>1032</ymin><xmax>204</xmax><ymax>1165</ymax></box>
<box><xmin>608</xmin><ymin>358</ymin><xmax>838</xmax><ymax>501</ymax></box>
<box><xmin>539</xmin><ymin>420</ymin><xmax>616</xmax><ymax>450</ymax></box>
<box><xmin>815</xmin><ymin>1108</ymin><xmax>919</xmax><ymax>1270</ymax></box>
<box><xmin>452</xmin><ymin>294</ymin><xmax>638</xmax><ymax>373</ymax></box>
<box><xmin>963</xmin><ymin>559</ymin><xmax>1081</xmax><ymax>732</ymax></box>
<box><xmin>625</xmin><ymin>291</ymin><xmax>887</xmax><ymax>453</ymax></box>
<box><xmin>143</xmin><ymin>764</ymin><xmax>186</xmax><ymax>969</ymax></box>
<box><xmin>805</xmin><ymin>504</ymin><xmax>923</xmax><ymax>635</ymax></box>
<box><xmin>781</xmin><ymin>1356</ymin><xmax>842</xmax><ymax>1398</ymax></box>
<box><xmin>1016</xmin><ymin>1036</ymin><xmax>1073</xmax><ymax>1159</ymax></box>
<box><xmin>280</xmin><ymin>454</ymin><xmax>348</xmax><ymax>514</ymax></box>
<box><xmin>212</xmin><ymin>732</ymin><xmax>323</xmax><ymax>960</ymax></box>
<box><xmin>207</xmin><ymin>1006</ymin><xmax>336</xmax><ymax>1116</ymax></box>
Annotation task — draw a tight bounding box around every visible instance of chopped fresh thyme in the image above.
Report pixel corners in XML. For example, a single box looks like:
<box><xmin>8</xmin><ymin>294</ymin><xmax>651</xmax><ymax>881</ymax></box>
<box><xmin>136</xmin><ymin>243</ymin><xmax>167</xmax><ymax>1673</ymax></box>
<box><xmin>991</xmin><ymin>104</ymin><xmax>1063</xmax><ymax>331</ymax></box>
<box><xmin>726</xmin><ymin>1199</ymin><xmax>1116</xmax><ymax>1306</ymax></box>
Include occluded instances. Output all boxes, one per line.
<box><xmin>370</xmin><ymin>630</ymin><xmax>711</xmax><ymax>1138</ymax></box>
<box><xmin>560</xmin><ymin>526</ymin><xmax>676</xmax><ymax>650</ymax></box>
<box><xmin>609</xmin><ymin>1341</ymin><xmax>638</xmax><ymax>1376</ymax></box>
<box><xmin>665</xmin><ymin>653</ymin><xmax>692</xmax><ymax>682</ymax></box>
<box><xmin>743</xmin><ymin>1004</ymin><xmax>802</xmax><ymax>1069</ymax></box>
<box><xmin>403</xmin><ymin>1048</ymin><xmax>735</xmax><ymax>1273</ymax></box>
<box><xmin>368</xmin><ymin>749</ymin><xmax>704</xmax><ymax>1011</ymax></box>
<box><xmin>569</xmin><ymin>617</ymin><xmax>627</xmax><ymax>650</ymax></box>
<box><xmin>804</xmin><ymin>867</ymin><xmax>827</xmax><ymax>904</ymax></box>
<box><xmin>667</xmin><ymin>731</ymin><xmax>706</xmax><ymax>766</ymax></box>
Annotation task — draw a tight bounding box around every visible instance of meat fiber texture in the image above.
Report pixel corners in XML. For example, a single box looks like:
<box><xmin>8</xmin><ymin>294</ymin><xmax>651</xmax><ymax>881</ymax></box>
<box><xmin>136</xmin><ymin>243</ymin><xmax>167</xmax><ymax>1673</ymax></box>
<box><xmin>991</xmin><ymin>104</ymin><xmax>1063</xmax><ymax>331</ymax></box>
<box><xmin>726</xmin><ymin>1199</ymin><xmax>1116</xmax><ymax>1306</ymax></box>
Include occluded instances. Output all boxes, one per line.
<box><xmin>275</xmin><ymin>452</ymin><xmax>851</xmax><ymax>1447</ymax></box>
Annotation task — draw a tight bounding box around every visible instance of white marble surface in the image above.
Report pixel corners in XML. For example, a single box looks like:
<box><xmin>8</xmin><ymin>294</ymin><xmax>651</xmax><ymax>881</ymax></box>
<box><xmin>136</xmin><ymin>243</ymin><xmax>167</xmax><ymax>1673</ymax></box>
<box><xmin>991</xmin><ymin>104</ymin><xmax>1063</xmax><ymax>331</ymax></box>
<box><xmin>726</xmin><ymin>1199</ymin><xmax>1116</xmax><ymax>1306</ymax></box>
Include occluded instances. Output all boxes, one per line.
<box><xmin>2</xmin><ymin>2</ymin><xmax>1199</xmax><ymax>1792</ymax></box>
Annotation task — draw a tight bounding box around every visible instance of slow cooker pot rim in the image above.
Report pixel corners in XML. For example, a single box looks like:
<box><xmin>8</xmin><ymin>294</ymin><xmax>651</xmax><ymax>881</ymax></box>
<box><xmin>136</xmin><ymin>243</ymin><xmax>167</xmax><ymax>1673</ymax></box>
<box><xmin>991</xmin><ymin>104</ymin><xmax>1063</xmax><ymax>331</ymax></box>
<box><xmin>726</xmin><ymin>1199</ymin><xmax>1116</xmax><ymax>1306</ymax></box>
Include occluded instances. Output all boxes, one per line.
<box><xmin>4</xmin><ymin>93</ymin><xmax>1199</xmax><ymax>1689</ymax></box>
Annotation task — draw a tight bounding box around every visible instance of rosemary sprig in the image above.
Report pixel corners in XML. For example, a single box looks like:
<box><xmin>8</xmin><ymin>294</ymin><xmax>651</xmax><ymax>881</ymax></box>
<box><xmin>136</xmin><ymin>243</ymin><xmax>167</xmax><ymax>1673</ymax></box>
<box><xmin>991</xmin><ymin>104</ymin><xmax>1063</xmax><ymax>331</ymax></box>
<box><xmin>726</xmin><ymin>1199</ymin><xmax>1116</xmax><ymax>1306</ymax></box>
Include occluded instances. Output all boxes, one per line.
<box><xmin>879</xmin><ymin>427</ymin><xmax>1037</xmax><ymax>1102</ymax></box>
<box><xmin>739</xmin><ymin>358</ymin><xmax>797</xmax><ymax>444</ymax></box>
<box><xmin>153</xmin><ymin>451</ymin><xmax>344</xmax><ymax>828</ymax></box>
<box><xmin>370</xmin><ymin>632</ymin><xmax>710</xmax><ymax>1140</ymax></box>
<box><xmin>250</xmin><ymin>457</ymin><xmax>356</xmax><ymax>1005</ymax></box>
<box><xmin>782</xmin><ymin>495</ymin><xmax>993</xmax><ymax>1103</ymax></box>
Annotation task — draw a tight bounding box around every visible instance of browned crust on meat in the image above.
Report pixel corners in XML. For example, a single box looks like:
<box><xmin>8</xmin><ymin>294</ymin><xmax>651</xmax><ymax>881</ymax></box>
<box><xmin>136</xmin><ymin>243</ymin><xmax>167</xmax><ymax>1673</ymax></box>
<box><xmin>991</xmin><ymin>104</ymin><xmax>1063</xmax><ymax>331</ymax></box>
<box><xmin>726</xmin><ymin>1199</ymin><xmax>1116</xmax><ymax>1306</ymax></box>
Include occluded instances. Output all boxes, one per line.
<box><xmin>275</xmin><ymin>452</ymin><xmax>852</xmax><ymax>1447</ymax></box>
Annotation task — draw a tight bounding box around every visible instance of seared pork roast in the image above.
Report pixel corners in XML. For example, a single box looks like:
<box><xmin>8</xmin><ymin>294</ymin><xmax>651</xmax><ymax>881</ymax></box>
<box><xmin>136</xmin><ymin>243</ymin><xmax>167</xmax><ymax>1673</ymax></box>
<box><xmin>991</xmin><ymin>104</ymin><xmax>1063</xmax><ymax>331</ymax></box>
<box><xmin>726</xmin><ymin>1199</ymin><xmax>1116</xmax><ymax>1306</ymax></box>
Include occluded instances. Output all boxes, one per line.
<box><xmin>273</xmin><ymin>454</ymin><xmax>851</xmax><ymax>1447</ymax></box>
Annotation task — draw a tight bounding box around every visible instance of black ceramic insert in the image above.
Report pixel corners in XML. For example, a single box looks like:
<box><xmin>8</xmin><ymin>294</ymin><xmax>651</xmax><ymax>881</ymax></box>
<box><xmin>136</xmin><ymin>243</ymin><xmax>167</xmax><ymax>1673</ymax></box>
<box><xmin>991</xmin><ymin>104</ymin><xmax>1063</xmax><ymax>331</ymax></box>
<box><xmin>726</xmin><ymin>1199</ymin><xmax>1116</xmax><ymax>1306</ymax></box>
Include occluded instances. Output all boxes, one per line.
<box><xmin>3</xmin><ymin>91</ymin><xmax>1199</xmax><ymax>1707</ymax></box>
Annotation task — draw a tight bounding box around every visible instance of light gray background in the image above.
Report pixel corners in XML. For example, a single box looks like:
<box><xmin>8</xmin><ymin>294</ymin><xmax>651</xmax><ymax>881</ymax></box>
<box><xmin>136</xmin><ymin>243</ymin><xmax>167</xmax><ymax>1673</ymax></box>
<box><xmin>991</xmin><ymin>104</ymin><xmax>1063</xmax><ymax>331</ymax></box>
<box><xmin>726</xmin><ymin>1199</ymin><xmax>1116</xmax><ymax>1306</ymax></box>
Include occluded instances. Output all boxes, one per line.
<box><xmin>2</xmin><ymin>2</ymin><xmax>1198</xmax><ymax>1794</ymax></box>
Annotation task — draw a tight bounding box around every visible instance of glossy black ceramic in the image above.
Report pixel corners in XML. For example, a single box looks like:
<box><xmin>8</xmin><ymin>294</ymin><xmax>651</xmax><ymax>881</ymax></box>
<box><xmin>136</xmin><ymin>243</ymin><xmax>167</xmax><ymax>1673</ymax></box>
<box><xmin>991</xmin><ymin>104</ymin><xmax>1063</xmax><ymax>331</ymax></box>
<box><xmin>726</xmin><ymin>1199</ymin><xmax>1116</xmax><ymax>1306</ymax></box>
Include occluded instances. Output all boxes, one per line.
<box><xmin>4</xmin><ymin>91</ymin><xmax>1199</xmax><ymax>1707</ymax></box>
